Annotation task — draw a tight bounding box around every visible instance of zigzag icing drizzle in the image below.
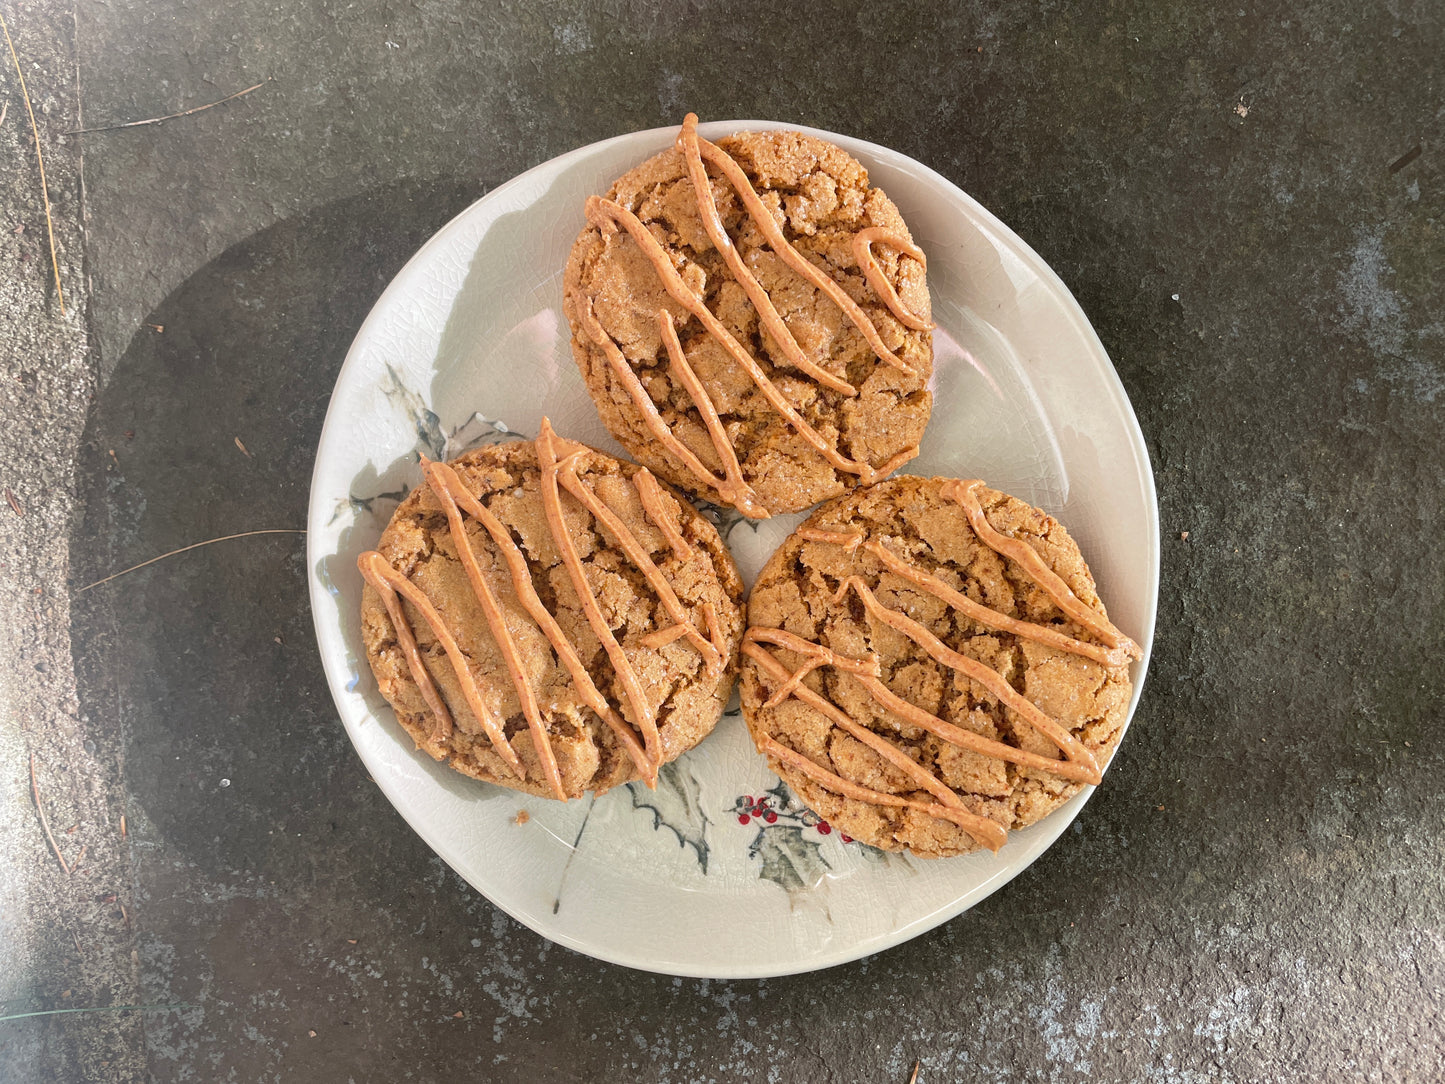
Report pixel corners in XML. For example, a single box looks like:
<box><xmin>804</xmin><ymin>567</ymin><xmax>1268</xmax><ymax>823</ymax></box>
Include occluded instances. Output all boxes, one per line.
<box><xmin>358</xmin><ymin>420</ymin><xmax>728</xmax><ymax>799</ymax></box>
<box><xmin>746</xmin><ymin>480</ymin><xmax>1141</xmax><ymax>850</ymax></box>
<box><xmin>577</xmin><ymin>113</ymin><xmax>932</xmax><ymax>513</ymax></box>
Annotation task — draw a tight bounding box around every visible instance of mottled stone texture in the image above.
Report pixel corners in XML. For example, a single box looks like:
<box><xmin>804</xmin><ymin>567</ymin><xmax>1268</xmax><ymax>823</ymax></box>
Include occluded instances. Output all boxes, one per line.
<box><xmin>1</xmin><ymin>0</ymin><xmax>1440</xmax><ymax>1080</ymax></box>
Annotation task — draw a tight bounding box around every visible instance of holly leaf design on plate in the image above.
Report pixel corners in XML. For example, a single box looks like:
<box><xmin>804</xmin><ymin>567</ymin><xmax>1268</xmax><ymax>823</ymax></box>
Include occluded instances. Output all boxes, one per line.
<box><xmin>627</xmin><ymin>760</ymin><xmax>710</xmax><ymax>874</ymax></box>
<box><xmin>446</xmin><ymin>412</ymin><xmax>526</xmax><ymax>458</ymax></box>
<box><xmin>329</xmin><ymin>488</ymin><xmax>409</xmax><ymax>526</ymax></box>
<box><xmin>693</xmin><ymin>498</ymin><xmax>761</xmax><ymax>540</ymax></box>
<box><xmin>854</xmin><ymin>841</ymin><xmax>915</xmax><ymax>872</ymax></box>
<box><xmin>749</xmin><ymin>825</ymin><xmax>830</xmax><ymax>893</ymax></box>
<box><xmin>764</xmin><ymin>777</ymin><xmax>796</xmax><ymax>810</ymax></box>
<box><xmin>381</xmin><ymin>363</ymin><xmax>446</xmax><ymax>460</ymax></box>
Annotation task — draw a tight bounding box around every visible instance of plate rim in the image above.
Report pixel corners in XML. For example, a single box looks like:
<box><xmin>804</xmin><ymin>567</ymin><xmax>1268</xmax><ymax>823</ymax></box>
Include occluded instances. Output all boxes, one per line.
<box><xmin>306</xmin><ymin>119</ymin><xmax>1159</xmax><ymax>979</ymax></box>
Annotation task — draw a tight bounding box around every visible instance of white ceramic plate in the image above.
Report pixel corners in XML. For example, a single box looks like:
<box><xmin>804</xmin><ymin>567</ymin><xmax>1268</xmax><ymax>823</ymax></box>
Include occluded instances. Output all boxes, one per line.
<box><xmin>307</xmin><ymin>120</ymin><xmax>1158</xmax><ymax>979</ymax></box>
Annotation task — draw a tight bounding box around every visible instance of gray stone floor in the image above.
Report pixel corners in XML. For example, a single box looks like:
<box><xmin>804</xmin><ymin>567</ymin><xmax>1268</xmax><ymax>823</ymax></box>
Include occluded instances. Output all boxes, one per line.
<box><xmin>2</xmin><ymin>1</ymin><xmax>1441</xmax><ymax>1080</ymax></box>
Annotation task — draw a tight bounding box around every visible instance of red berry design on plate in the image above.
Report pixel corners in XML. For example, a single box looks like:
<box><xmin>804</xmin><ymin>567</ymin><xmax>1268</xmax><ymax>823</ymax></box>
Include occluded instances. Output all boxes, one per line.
<box><xmin>731</xmin><ymin>788</ymin><xmax>860</xmax><ymax>846</ymax></box>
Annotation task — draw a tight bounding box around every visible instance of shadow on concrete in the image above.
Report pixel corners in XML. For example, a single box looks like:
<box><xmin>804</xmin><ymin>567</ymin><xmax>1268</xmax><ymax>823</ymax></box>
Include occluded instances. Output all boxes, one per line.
<box><xmin>67</xmin><ymin>177</ymin><xmax>481</xmax><ymax>878</ymax></box>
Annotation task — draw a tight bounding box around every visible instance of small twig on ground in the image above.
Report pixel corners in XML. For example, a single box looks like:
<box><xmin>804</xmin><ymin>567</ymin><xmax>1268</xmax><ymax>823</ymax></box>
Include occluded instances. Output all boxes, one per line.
<box><xmin>0</xmin><ymin>11</ymin><xmax>66</xmax><ymax>315</ymax></box>
<box><xmin>30</xmin><ymin>753</ymin><xmax>71</xmax><ymax>874</ymax></box>
<box><xmin>0</xmin><ymin>1004</ymin><xmax>192</xmax><ymax>1023</ymax></box>
<box><xmin>908</xmin><ymin>1061</ymin><xmax>920</xmax><ymax>1084</ymax></box>
<box><xmin>70</xmin><ymin>9</ymin><xmax>87</xmax><ymax>256</ymax></box>
<box><xmin>0</xmin><ymin>101</ymin><xmax>8</xmax><ymax>126</ymax></box>
<box><xmin>67</xmin><ymin>78</ymin><xmax>268</xmax><ymax>134</ymax></box>
<box><xmin>234</xmin><ymin>436</ymin><xmax>252</xmax><ymax>458</ymax></box>
<box><xmin>5</xmin><ymin>487</ymin><xmax>23</xmax><ymax>516</ymax></box>
<box><xmin>1389</xmin><ymin>144</ymin><xmax>1422</xmax><ymax>174</ymax></box>
<box><xmin>120</xmin><ymin>814</ymin><xmax>127</xmax><ymax>839</ymax></box>
<box><xmin>77</xmin><ymin>529</ymin><xmax>305</xmax><ymax>592</ymax></box>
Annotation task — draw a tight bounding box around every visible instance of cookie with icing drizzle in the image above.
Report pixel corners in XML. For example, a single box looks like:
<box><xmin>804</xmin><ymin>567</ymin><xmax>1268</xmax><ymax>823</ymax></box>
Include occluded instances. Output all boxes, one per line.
<box><xmin>740</xmin><ymin>477</ymin><xmax>1142</xmax><ymax>857</ymax></box>
<box><xmin>562</xmin><ymin>114</ymin><xmax>934</xmax><ymax>518</ymax></box>
<box><xmin>358</xmin><ymin>421</ymin><xmax>745</xmax><ymax>800</ymax></box>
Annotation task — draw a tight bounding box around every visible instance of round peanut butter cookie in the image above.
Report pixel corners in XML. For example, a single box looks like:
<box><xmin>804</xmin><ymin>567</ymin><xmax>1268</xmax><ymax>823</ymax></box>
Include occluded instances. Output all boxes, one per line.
<box><xmin>562</xmin><ymin>113</ymin><xmax>934</xmax><ymax>519</ymax></box>
<box><xmin>740</xmin><ymin>476</ymin><xmax>1141</xmax><ymax>857</ymax></box>
<box><xmin>358</xmin><ymin>421</ymin><xmax>745</xmax><ymax>801</ymax></box>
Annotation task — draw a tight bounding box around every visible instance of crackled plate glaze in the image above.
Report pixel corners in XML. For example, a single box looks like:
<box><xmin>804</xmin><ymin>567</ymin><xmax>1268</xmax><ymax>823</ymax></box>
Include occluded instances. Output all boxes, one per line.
<box><xmin>307</xmin><ymin>121</ymin><xmax>1158</xmax><ymax>979</ymax></box>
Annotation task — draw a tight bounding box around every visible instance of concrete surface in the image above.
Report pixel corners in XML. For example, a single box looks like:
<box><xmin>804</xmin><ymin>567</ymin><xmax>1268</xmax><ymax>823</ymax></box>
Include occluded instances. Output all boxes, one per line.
<box><xmin>2</xmin><ymin>0</ymin><xmax>1442</xmax><ymax>1080</ymax></box>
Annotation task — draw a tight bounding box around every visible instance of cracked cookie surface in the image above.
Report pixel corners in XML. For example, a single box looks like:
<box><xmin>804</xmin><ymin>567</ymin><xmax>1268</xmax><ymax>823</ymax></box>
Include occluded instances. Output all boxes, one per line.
<box><xmin>740</xmin><ymin>477</ymin><xmax>1137</xmax><ymax>857</ymax></box>
<box><xmin>360</xmin><ymin>436</ymin><xmax>745</xmax><ymax>799</ymax></box>
<box><xmin>563</xmin><ymin>122</ymin><xmax>934</xmax><ymax>518</ymax></box>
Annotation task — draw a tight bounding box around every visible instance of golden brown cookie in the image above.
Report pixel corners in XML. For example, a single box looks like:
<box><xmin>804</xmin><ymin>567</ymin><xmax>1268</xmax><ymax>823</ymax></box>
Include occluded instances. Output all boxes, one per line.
<box><xmin>740</xmin><ymin>477</ymin><xmax>1142</xmax><ymax>857</ymax></box>
<box><xmin>358</xmin><ymin>421</ymin><xmax>745</xmax><ymax>800</ymax></box>
<box><xmin>562</xmin><ymin>113</ymin><xmax>934</xmax><ymax>519</ymax></box>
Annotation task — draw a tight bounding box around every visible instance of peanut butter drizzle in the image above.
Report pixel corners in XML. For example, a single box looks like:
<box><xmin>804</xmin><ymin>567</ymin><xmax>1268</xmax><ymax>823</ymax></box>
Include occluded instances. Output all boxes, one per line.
<box><xmin>676</xmin><ymin>116</ymin><xmax>857</xmax><ymax>397</ymax></box>
<box><xmin>639</xmin><ymin>623</ymin><xmax>692</xmax><ymax>649</ymax></box>
<box><xmin>656</xmin><ymin>310</ymin><xmax>768</xmax><ymax>518</ymax></box>
<box><xmin>537</xmin><ymin>421</ymin><xmax>664</xmax><ymax>770</ymax></box>
<box><xmin>423</xmin><ymin>460</ymin><xmax>567</xmax><ymax>800</ymax></box>
<box><xmin>425</xmin><ymin>460</ymin><xmax>654</xmax><ymax>787</ymax></box>
<box><xmin>701</xmin><ymin>601</ymin><xmax>727</xmax><ymax>659</ymax></box>
<box><xmin>587</xmin><ymin>195</ymin><xmax>915</xmax><ymax>488</ymax></box>
<box><xmin>676</xmin><ymin>113</ymin><xmax>914</xmax><ymax>374</ymax></box>
<box><xmin>835</xmin><ymin>577</ymin><xmax>1101</xmax><ymax>783</ymax></box>
<box><xmin>757</xmin><ymin>623</ymin><xmax>877</xmax><ymax>709</ymax></box>
<box><xmin>795</xmin><ymin>526</ymin><xmax>865</xmax><ymax>552</ymax></box>
<box><xmin>941</xmin><ymin>480</ymin><xmax>1142</xmax><ymax>658</ymax></box>
<box><xmin>356</xmin><ymin>550</ymin><xmax>525</xmax><ymax>779</ymax></box>
<box><xmin>633</xmin><ymin>466</ymin><xmax>694</xmax><ymax>562</ymax></box>
<box><xmin>851</xmin><ymin>228</ymin><xmax>935</xmax><ymax>332</ymax></box>
<box><xmin>576</xmin><ymin>297</ymin><xmax>767</xmax><ymax>518</ymax></box>
<box><xmin>552</xmin><ymin>449</ymin><xmax>723</xmax><ymax>678</ymax></box>
<box><xmin>759</xmin><ymin>735</ymin><xmax>1006</xmax><ymax>851</ymax></box>
<box><xmin>761</xmin><ymin>654</ymin><xmax>828</xmax><ymax>709</ymax></box>
<box><xmin>743</xmin><ymin>631</ymin><xmax>998</xmax><ymax>848</ymax></box>
<box><xmin>865</xmin><ymin>540</ymin><xmax>1133</xmax><ymax>667</ymax></box>
<box><xmin>357</xmin><ymin>551</ymin><xmax>454</xmax><ymax>743</ymax></box>
<box><xmin>749</xmin><ymin>621</ymin><xmax>1099</xmax><ymax>796</ymax></box>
